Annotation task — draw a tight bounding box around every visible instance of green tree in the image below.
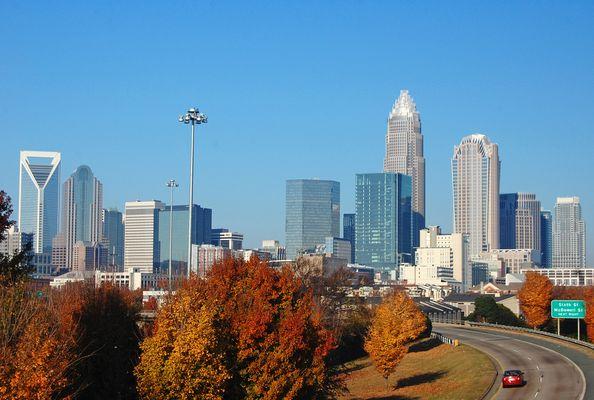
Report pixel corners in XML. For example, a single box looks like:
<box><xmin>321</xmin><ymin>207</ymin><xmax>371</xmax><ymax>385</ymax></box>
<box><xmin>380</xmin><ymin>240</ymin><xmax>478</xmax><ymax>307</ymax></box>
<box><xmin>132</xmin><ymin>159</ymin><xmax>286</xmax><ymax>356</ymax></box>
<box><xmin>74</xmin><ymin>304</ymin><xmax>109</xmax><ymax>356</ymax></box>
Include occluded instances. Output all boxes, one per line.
<box><xmin>0</xmin><ymin>191</ymin><xmax>33</xmax><ymax>287</ymax></box>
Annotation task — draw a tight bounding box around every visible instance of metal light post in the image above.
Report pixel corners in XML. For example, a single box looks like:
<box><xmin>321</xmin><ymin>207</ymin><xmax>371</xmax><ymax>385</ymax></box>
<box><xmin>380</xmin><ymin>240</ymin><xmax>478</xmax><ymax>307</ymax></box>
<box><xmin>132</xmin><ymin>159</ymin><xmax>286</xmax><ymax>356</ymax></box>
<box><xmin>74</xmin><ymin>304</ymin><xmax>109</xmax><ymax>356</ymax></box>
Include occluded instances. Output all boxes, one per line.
<box><xmin>178</xmin><ymin>107</ymin><xmax>207</xmax><ymax>278</ymax></box>
<box><xmin>166</xmin><ymin>179</ymin><xmax>178</xmax><ymax>291</ymax></box>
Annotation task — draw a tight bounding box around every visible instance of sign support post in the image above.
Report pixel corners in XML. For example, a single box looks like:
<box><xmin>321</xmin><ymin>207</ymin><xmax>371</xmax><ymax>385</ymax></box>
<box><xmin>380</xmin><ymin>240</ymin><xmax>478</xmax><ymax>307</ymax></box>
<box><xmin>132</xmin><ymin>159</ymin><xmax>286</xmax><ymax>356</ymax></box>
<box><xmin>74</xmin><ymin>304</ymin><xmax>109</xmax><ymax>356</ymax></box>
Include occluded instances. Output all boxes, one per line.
<box><xmin>557</xmin><ymin>318</ymin><xmax>560</xmax><ymax>335</ymax></box>
<box><xmin>578</xmin><ymin>319</ymin><xmax>580</xmax><ymax>341</ymax></box>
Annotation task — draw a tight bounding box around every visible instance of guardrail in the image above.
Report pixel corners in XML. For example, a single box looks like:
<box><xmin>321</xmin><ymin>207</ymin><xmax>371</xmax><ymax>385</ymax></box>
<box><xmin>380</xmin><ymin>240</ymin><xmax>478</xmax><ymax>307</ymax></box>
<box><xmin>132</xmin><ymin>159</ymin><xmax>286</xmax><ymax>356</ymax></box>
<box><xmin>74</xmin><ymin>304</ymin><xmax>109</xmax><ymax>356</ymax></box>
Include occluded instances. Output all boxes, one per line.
<box><xmin>431</xmin><ymin>332</ymin><xmax>458</xmax><ymax>346</ymax></box>
<box><xmin>446</xmin><ymin>321</ymin><xmax>594</xmax><ymax>351</ymax></box>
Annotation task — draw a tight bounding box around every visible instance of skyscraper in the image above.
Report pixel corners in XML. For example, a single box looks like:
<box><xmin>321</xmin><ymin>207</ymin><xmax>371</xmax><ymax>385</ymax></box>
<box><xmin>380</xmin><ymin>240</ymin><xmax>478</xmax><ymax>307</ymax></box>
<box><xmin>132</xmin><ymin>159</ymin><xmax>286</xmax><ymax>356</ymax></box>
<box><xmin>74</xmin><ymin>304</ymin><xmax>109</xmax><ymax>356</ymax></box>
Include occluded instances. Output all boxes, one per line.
<box><xmin>158</xmin><ymin>205</ymin><xmax>212</xmax><ymax>273</ymax></box>
<box><xmin>124</xmin><ymin>200</ymin><xmax>164</xmax><ymax>273</ymax></box>
<box><xmin>343</xmin><ymin>213</ymin><xmax>355</xmax><ymax>263</ymax></box>
<box><xmin>59</xmin><ymin>165</ymin><xmax>103</xmax><ymax>268</ymax></box>
<box><xmin>103</xmin><ymin>208</ymin><xmax>125</xmax><ymax>269</ymax></box>
<box><xmin>18</xmin><ymin>151</ymin><xmax>61</xmax><ymax>254</ymax></box>
<box><xmin>285</xmin><ymin>179</ymin><xmax>340</xmax><ymax>260</ymax></box>
<box><xmin>355</xmin><ymin>173</ymin><xmax>412</xmax><ymax>270</ymax></box>
<box><xmin>515</xmin><ymin>193</ymin><xmax>541</xmax><ymax>252</ymax></box>
<box><xmin>499</xmin><ymin>193</ymin><xmax>518</xmax><ymax>249</ymax></box>
<box><xmin>452</xmin><ymin>134</ymin><xmax>500</xmax><ymax>257</ymax></box>
<box><xmin>540</xmin><ymin>210</ymin><xmax>553</xmax><ymax>268</ymax></box>
<box><xmin>553</xmin><ymin>197</ymin><xmax>586</xmax><ymax>268</ymax></box>
<box><xmin>383</xmin><ymin>90</ymin><xmax>425</xmax><ymax>247</ymax></box>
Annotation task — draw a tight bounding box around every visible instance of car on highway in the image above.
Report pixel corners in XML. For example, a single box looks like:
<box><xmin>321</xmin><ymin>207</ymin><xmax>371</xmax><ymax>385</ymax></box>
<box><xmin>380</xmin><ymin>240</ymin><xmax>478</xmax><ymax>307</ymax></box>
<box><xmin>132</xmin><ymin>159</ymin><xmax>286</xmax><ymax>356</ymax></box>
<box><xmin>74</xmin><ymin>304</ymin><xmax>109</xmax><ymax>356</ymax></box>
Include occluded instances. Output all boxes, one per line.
<box><xmin>502</xmin><ymin>370</ymin><xmax>525</xmax><ymax>388</ymax></box>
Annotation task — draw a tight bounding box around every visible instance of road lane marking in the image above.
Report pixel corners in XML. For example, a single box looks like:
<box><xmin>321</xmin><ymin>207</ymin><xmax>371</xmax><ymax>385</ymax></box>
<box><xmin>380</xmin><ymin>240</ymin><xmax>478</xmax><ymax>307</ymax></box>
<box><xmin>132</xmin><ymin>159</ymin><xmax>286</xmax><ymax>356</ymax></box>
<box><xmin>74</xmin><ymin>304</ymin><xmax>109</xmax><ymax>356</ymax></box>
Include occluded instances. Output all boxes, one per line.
<box><xmin>536</xmin><ymin>365</ymin><xmax>540</xmax><ymax>370</ymax></box>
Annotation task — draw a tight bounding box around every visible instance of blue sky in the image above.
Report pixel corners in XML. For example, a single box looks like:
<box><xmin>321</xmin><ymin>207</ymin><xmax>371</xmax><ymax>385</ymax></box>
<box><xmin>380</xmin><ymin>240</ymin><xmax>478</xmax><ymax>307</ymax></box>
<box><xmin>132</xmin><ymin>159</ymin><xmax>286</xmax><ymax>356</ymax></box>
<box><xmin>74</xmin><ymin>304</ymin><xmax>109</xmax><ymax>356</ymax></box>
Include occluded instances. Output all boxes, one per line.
<box><xmin>1</xmin><ymin>1</ymin><xmax>593</xmax><ymax>261</ymax></box>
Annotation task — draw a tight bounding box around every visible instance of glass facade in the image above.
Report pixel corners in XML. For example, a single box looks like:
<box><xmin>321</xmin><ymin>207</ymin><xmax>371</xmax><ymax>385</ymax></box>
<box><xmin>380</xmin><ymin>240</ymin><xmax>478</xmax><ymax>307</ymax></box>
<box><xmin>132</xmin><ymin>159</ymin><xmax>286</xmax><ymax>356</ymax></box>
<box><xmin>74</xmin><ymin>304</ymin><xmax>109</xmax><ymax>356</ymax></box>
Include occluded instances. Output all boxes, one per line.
<box><xmin>343</xmin><ymin>213</ymin><xmax>356</xmax><ymax>263</ymax></box>
<box><xmin>355</xmin><ymin>173</ymin><xmax>412</xmax><ymax>270</ymax></box>
<box><xmin>499</xmin><ymin>193</ymin><xmax>518</xmax><ymax>249</ymax></box>
<box><xmin>103</xmin><ymin>208</ymin><xmax>125</xmax><ymax>268</ymax></box>
<box><xmin>285</xmin><ymin>179</ymin><xmax>340</xmax><ymax>260</ymax></box>
<box><xmin>158</xmin><ymin>205</ymin><xmax>212</xmax><ymax>274</ymax></box>
<box><xmin>18</xmin><ymin>152</ymin><xmax>61</xmax><ymax>253</ymax></box>
<box><xmin>540</xmin><ymin>210</ymin><xmax>552</xmax><ymax>268</ymax></box>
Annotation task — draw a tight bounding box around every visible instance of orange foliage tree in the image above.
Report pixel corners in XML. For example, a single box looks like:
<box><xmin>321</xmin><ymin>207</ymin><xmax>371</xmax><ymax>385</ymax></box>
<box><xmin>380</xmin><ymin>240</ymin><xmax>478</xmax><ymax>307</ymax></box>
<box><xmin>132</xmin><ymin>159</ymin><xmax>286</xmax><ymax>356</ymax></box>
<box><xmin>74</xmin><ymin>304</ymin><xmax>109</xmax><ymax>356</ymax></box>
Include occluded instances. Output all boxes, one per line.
<box><xmin>135</xmin><ymin>256</ymin><xmax>337</xmax><ymax>400</ymax></box>
<box><xmin>518</xmin><ymin>271</ymin><xmax>553</xmax><ymax>329</ymax></box>
<box><xmin>0</xmin><ymin>286</ymin><xmax>77</xmax><ymax>400</ymax></box>
<box><xmin>583</xmin><ymin>287</ymin><xmax>594</xmax><ymax>341</ymax></box>
<box><xmin>364</xmin><ymin>291</ymin><xmax>427</xmax><ymax>387</ymax></box>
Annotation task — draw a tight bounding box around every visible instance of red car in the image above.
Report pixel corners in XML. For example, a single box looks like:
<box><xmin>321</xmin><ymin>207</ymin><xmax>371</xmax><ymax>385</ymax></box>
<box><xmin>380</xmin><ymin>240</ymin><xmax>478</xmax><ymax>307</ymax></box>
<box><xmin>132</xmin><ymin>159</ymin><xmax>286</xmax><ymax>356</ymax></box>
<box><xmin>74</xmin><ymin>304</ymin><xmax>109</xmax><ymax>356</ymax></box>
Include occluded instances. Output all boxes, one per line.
<box><xmin>502</xmin><ymin>370</ymin><xmax>525</xmax><ymax>388</ymax></box>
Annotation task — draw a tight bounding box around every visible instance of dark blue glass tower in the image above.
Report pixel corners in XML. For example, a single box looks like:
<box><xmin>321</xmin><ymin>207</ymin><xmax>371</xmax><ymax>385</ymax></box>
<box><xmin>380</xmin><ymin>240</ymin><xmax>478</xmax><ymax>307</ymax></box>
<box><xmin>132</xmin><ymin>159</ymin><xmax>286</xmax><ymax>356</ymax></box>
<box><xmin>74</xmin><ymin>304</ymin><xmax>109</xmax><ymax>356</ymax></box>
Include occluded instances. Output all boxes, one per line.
<box><xmin>540</xmin><ymin>210</ymin><xmax>553</xmax><ymax>268</ymax></box>
<box><xmin>499</xmin><ymin>193</ymin><xmax>518</xmax><ymax>249</ymax></box>
<box><xmin>355</xmin><ymin>173</ymin><xmax>412</xmax><ymax>270</ymax></box>
<box><xmin>343</xmin><ymin>213</ymin><xmax>355</xmax><ymax>263</ymax></box>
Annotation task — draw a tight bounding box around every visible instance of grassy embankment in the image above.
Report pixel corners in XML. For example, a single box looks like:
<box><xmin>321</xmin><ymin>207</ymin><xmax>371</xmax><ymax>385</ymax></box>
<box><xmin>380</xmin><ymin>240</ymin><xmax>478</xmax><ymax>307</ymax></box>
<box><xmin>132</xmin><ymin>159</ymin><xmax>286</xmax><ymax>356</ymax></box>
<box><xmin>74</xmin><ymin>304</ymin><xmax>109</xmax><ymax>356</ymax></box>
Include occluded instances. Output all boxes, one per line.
<box><xmin>340</xmin><ymin>338</ymin><xmax>495</xmax><ymax>400</ymax></box>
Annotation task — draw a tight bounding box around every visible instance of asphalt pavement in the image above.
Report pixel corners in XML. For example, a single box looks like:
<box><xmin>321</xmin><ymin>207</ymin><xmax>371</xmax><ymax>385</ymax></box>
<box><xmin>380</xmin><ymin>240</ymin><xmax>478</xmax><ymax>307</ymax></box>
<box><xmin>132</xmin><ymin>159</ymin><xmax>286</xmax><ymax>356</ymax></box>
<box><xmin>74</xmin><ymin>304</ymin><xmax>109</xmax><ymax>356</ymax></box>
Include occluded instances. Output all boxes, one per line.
<box><xmin>434</xmin><ymin>325</ymin><xmax>586</xmax><ymax>400</ymax></box>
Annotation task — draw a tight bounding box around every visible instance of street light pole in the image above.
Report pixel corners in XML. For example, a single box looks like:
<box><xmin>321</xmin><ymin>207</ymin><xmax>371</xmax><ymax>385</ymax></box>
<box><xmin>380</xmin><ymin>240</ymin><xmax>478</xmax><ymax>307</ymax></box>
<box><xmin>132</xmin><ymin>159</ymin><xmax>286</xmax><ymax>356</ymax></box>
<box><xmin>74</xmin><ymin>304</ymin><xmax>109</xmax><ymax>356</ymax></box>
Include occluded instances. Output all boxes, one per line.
<box><xmin>178</xmin><ymin>108</ymin><xmax>207</xmax><ymax>279</ymax></box>
<box><xmin>166</xmin><ymin>179</ymin><xmax>178</xmax><ymax>292</ymax></box>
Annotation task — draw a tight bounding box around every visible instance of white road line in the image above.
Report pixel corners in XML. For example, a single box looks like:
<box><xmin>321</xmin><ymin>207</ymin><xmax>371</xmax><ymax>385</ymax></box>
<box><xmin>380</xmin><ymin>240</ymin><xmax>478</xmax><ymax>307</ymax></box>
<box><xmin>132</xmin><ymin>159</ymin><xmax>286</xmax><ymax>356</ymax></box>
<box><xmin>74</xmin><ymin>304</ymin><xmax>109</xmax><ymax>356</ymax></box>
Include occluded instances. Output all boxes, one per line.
<box><xmin>534</xmin><ymin>392</ymin><xmax>539</xmax><ymax>398</ymax></box>
<box><xmin>536</xmin><ymin>365</ymin><xmax>540</xmax><ymax>370</ymax></box>
<box><xmin>527</xmin><ymin>356</ymin><xmax>532</xmax><ymax>360</ymax></box>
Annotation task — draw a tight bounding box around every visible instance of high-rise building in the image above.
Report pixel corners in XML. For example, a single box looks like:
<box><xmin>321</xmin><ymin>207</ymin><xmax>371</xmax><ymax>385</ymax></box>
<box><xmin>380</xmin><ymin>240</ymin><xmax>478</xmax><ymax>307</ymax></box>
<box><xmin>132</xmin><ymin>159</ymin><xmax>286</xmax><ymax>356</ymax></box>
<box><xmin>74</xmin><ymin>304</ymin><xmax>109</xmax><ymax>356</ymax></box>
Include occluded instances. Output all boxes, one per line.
<box><xmin>124</xmin><ymin>200</ymin><xmax>164</xmax><ymax>273</ymax></box>
<box><xmin>324</xmin><ymin>236</ymin><xmax>352</xmax><ymax>263</ymax></box>
<box><xmin>211</xmin><ymin>228</ymin><xmax>243</xmax><ymax>250</ymax></box>
<box><xmin>515</xmin><ymin>193</ymin><xmax>541</xmax><ymax>252</ymax></box>
<box><xmin>452</xmin><ymin>134</ymin><xmax>500</xmax><ymax>257</ymax></box>
<box><xmin>342</xmin><ymin>213</ymin><xmax>355</xmax><ymax>264</ymax></box>
<box><xmin>191</xmin><ymin>244</ymin><xmax>233</xmax><ymax>277</ymax></box>
<box><xmin>355</xmin><ymin>173</ymin><xmax>412</xmax><ymax>270</ymax></box>
<box><xmin>416</xmin><ymin>226</ymin><xmax>471</xmax><ymax>290</ymax></box>
<box><xmin>18</xmin><ymin>151</ymin><xmax>61</xmax><ymax>254</ymax></box>
<box><xmin>72</xmin><ymin>241</ymin><xmax>108</xmax><ymax>272</ymax></box>
<box><xmin>553</xmin><ymin>197</ymin><xmax>586</xmax><ymax>268</ymax></box>
<box><xmin>540</xmin><ymin>210</ymin><xmax>553</xmax><ymax>268</ymax></box>
<box><xmin>103</xmin><ymin>208</ymin><xmax>125</xmax><ymax>269</ymax></box>
<box><xmin>59</xmin><ymin>165</ymin><xmax>103</xmax><ymax>269</ymax></box>
<box><xmin>383</xmin><ymin>90</ymin><xmax>425</xmax><ymax>248</ymax></box>
<box><xmin>285</xmin><ymin>179</ymin><xmax>340</xmax><ymax>260</ymax></box>
<box><xmin>499</xmin><ymin>193</ymin><xmax>518</xmax><ymax>249</ymax></box>
<box><xmin>159</xmin><ymin>205</ymin><xmax>212</xmax><ymax>273</ymax></box>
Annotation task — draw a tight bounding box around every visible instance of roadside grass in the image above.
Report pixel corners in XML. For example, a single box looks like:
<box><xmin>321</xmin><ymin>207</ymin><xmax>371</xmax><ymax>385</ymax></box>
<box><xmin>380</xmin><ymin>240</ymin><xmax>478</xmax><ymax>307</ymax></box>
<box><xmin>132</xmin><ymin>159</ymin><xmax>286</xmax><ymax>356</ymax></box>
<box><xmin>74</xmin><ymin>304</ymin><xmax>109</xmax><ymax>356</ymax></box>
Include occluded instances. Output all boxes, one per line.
<box><xmin>339</xmin><ymin>338</ymin><xmax>495</xmax><ymax>400</ymax></box>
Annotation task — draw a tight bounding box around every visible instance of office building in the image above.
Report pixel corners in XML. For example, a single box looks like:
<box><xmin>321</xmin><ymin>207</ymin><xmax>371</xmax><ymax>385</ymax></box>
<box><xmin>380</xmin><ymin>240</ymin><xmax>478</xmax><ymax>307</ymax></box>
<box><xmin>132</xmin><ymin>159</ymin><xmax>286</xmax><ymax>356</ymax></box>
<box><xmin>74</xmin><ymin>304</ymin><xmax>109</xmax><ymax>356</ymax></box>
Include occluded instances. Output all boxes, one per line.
<box><xmin>285</xmin><ymin>179</ymin><xmax>340</xmax><ymax>260</ymax></box>
<box><xmin>520</xmin><ymin>267</ymin><xmax>594</xmax><ymax>286</ymax></box>
<box><xmin>18</xmin><ymin>151</ymin><xmax>61</xmax><ymax>254</ymax></box>
<box><xmin>211</xmin><ymin>228</ymin><xmax>243</xmax><ymax>250</ymax></box>
<box><xmin>540</xmin><ymin>210</ymin><xmax>553</xmax><ymax>268</ymax></box>
<box><xmin>191</xmin><ymin>244</ymin><xmax>233</xmax><ymax>277</ymax></box>
<box><xmin>515</xmin><ymin>193</ymin><xmax>541</xmax><ymax>252</ymax></box>
<box><xmin>58</xmin><ymin>165</ymin><xmax>103</xmax><ymax>269</ymax></box>
<box><xmin>553</xmin><ymin>197</ymin><xmax>586</xmax><ymax>268</ymax></box>
<box><xmin>260</xmin><ymin>240</ymin><xmax>287</xmax><ymax>260</ymax></box>
<box><xmin>103</xmin><ymin>208</ymin><xmax>125</xmax><ymax>269</ymax></box>
<box><xmin>324</xmin><ymin>236</ymin><xmax>352</xmax><ymax>263</ymax></box>
<box><xmin>452</xmin><ymin>134</ymin><xmax>500</xmax><ymax>257</ymax></box>
<box><xmin>72</xmin><ymin>241</ymin><xmax>108</xmax><ymax>272</ymax></box>
<box><xmin>499</xmin><ymin>193</ymin><xmax>518</xmax><ymax>249</ymax></box>
<box><xmin>159</xmin><ymin>205</ymin><xmax>212</xmax><ymax>273</ymax></box>
<box><xmin>355</xmin><ymin>173</ymin><xmax>412</xmax><ymax>270</ymax></box>
<box><xmin>343</xmin><ymin>213</ymin><xmax>356</xmax><ymax>264</ymax></box>
<box><xmin>124</xmin><ymin>200</ymin><xmax>164</xmax><ymax>273</ymax></box>
<box><xmin>416</xmin><ymin>226</ymin><xmax>471</xmax><ymax>290</ymax></box>
<box><xmin>383</xmin><ymin>90</ymin><xmax>425</xmax><ymax>248</ymax></box>
<box><xmin>0</xmin><ymin>226</ymin><xmax>29</xmax><ymax>256</ymax></box>
<box><xmin>480</xmin><ymin>248</ymin><xmax>541</xmax><ymax>275</ymax></box>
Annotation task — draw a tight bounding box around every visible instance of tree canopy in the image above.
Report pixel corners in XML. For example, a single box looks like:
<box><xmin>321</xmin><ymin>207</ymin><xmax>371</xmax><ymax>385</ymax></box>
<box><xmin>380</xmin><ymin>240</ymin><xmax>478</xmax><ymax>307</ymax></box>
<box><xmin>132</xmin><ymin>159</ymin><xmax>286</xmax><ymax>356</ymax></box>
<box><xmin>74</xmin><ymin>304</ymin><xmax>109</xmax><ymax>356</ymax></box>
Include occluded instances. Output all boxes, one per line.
<box><xmin>518</xmin><ymin>272</ymin><xmax>553</xmax><ymax>329</ymax></box>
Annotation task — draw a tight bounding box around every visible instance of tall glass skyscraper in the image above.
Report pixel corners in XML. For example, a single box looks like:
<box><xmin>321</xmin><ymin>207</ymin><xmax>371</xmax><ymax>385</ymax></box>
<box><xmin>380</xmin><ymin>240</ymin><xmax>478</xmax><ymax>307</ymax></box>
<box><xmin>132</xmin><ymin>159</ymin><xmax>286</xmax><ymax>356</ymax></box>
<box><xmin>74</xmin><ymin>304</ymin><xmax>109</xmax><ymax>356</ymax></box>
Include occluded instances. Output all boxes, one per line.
<box><xmin>499</xmin><ymin>193</ymin><xmax>518</xmax><ymax>249</ymax></box>
<box><xmin>158</xmin><ymin>205</ymin><xmax>212</xmax><ymax>274</ymax></box>
<box><xmin>18</xmin><ymin>151</ymin><xmax>61</xmax><ymax>253</ymax></box>
<box><xmin>383</xmin><ymin>90</ymin><xmax>425</xmax><ymax>248</ymax></box>
<box><xmin>553</xmin><ymin>197</ymin><xmax>586</xmax><ymax>268</ymax></box>
<box><xmin>355</xmin><ymin>173</ymin><xmax>412</xmax><ymax>270</ymax></box>
<box><xmin>540</xmin><ymin>210</ymin><xmax>553</xmax><ymax>268</ymax></box>
<box><xmin>452</xmin><ymin>134</ymin><xmax>500</xmax><ymax>257</ymax></box>
<box><xmin>285</xmin><ymin>179</ymin><xmax>340</xmax><ymax>260</ymax></box>
<box><xmin>343</xmin><ymin>213</ymin><xmax>356</xmax><ymax>263</ymax></box>
<box><xmin>59</xmin><ymin>165</ymin><xmax>103</xmax><ymax>268</ymax></box>
<box><xmin>103</xmin><ymin>208</ymin><xmax>125</xmax><ymax>269</ymax></box>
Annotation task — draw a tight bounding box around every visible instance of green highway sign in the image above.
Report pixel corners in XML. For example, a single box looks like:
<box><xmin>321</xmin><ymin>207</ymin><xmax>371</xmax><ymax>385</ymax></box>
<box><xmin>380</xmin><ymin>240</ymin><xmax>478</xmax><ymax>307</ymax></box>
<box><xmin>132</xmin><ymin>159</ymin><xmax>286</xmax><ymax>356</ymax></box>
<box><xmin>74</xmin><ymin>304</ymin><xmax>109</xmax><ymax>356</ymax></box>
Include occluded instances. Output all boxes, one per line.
<box><xmin>551</xmin><ymin>300</ymin><xmax>585</xmax><ymax>319</ymax></box>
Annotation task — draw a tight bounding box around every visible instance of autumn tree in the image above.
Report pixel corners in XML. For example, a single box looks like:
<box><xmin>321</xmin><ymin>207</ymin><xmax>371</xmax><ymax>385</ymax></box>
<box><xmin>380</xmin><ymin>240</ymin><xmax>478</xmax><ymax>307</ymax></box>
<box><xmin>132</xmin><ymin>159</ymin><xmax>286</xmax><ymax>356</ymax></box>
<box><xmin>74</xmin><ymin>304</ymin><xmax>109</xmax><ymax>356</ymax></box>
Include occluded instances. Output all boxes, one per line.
<box><xmin>0</xmin><ymin>286</ymin><xmax>78</xmax><ymax>400</ymax></box>
<box><xmin>584</xmin><ymin>287</ymin><xmax>594</xmax><ymax>342</ymax></box>
<box><xmin>518</xmin><ymin>271</ymin><xmax>554</xmax><ymax>329</ymax></box>
<box><xmin>364</xmin><ymin>291</ymin><xmax>427</xmax><ymax>388</ymax></box>
<box><xmin>54</xmin><ymin>282</ymin><xmax>143</xmax><ymax>399</ymax></box>
<box><xmin>0</xmin><ymin>191</ymin><xmax>33</xmax><ymax>287</ymax></box>
<box><xmin>136</xmin><ymin>256</ymin><xmax>338</xmax><ymax>400</ymax></box>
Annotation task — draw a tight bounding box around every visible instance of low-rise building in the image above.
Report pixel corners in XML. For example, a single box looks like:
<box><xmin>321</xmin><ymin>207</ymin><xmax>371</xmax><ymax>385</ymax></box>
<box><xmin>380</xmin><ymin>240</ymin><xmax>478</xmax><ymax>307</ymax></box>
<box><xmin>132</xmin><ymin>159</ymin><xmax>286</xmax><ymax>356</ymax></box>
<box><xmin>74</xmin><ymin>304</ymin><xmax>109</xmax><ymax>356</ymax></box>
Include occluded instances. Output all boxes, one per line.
<box><xmin>520</xmin><ymin>267</ymin><xmax>594</xmax><ymax>286</ymax></box>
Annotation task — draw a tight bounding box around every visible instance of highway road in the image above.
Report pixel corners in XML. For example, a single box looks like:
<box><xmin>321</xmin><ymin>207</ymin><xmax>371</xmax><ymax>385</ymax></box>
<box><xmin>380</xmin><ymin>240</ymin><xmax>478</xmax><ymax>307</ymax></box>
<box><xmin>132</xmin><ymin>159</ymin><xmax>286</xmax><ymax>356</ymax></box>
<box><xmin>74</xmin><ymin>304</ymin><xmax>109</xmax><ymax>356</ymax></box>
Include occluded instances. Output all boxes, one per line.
<box><xmin>434</xmin><ymin>325</ymin><xmax>586</xmax><ymax>400</ymax></box>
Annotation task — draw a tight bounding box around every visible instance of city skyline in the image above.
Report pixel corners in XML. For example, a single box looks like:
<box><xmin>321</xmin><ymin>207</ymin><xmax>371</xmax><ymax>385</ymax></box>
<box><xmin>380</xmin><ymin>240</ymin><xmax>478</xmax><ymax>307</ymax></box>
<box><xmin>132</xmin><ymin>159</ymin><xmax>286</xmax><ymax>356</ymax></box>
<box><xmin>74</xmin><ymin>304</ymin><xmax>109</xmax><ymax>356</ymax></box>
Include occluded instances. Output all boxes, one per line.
<box><xmin>1</xmin><ymin>2</ymin><xmax>593</xmax><ymax>262</ymax></box>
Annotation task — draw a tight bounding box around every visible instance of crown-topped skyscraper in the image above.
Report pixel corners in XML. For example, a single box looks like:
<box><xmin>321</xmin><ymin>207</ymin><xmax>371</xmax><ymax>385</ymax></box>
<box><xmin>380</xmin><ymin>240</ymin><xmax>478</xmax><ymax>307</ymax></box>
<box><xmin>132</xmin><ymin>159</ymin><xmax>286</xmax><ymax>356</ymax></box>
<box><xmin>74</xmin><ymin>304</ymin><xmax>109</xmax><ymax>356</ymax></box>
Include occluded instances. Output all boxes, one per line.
<box><xmin>383</xmin><ymin>90</ymin><xmax>425</xmax><ymax>248</ymax></box>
